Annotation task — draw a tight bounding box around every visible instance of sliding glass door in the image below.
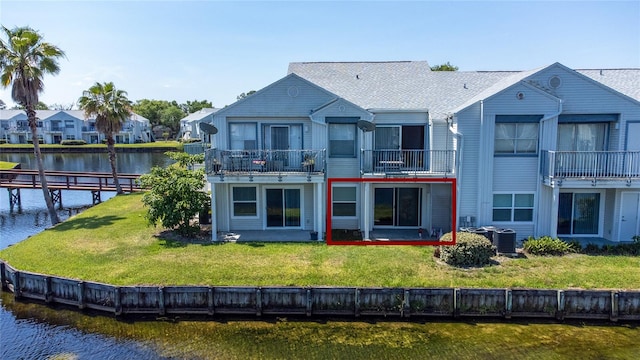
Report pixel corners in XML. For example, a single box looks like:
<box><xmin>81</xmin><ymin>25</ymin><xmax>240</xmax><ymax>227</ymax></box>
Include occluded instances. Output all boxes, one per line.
<box><xmin>373</xmin><ymin>187</ymin><xmax>421</xmax><ymax>227</ymax></box>
<box><xmin>558</xmin><ymin>192</ymin><xmax>601</xmax><ymax>235</ymax></box>
<box><xmin>266</xmin><ymin>188</ymin><xmax>301</xmax><ymax>228</ymax></box>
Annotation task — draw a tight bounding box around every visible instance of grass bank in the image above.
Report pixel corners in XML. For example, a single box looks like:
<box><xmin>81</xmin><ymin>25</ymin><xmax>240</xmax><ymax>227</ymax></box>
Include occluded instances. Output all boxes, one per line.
<box><xmin>1</xmin><ymin>193</ymin><xmax>639</xmax><ymax>289</ymax></box>
<box><xmin>0</xmin><ymin>161</ymin><xmax>18</xmax><ymax>169</ymax></box>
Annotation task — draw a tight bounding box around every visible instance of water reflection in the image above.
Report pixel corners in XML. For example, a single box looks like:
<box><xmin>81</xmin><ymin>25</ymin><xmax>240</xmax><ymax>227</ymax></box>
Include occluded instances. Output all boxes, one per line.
<box><xmin>1</xmin><ymin>294</ymin><xmax>165</xmax><ymax>360</ymax></box>
<box><xmin>1</xmin><ymin>152</ymin><xmax>175</xmax><ymax>358</ymax></box>
<box><xmin>0</xmin><ymin>152</ymin><xmax>170</xmax><ymax>174</ymax></box>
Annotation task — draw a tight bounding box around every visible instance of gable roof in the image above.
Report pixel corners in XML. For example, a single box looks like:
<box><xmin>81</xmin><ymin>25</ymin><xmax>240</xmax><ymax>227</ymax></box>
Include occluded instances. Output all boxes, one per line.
<box><xmin>449</xmin><ymin>66</ymin><xmax>548</xmax><ymax>114</ymax></box>
<box><xmin>0</xmin><ymin>109</ymin><xmax>28</xmax><ymax>121</ymax></box>
<box><xmin>213</xmin><ymin>73</ymin><xmax>341</xmax><ymax>118</ymax></box>
<box><xmin>180</xmin><ymin>108</ymin><xmax>220</xmax><ymax>123</ymax></box>
<box><xmin>290</xmin><ymin>61</ymin><xmax>640</xmax><ymax>119</ymax></box>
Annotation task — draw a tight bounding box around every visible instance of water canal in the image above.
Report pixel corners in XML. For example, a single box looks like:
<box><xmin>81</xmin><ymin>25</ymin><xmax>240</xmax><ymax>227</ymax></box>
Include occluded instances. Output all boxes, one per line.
<box><xmin>1</xmin><ymin>152</ymin><xmax>639</xmax><ymax>359</ymax></box>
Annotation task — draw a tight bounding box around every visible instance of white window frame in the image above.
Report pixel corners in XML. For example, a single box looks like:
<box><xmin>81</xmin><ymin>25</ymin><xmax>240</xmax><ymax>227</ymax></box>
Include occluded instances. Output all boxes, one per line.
<box><xmin>231</xmin><ymin>186</ymin><xmax>259</xmax><ymax>219</ymax></box>
<box><xmin>492</xmin><ymin>192</ymin><xmax>535</xmax><ymax>223</ymax></box>
<box><xmin>332</xmin><ymin>185</ymin><xmax>358</xmax><ymax>218</ymax></box>
<box><xmin>328</xmin><ymin>123</ymin><xmax>356</xmax><ymax>158</ymax></box>
<box><xmin>494</xmin><ymin>122</ymin><xmax>539</xmax><ymax>155</ymax></box>
<box><xmin>558</xmin><ymin>189</ymin><xmax>605</xmax><ymax>237</ymax></box>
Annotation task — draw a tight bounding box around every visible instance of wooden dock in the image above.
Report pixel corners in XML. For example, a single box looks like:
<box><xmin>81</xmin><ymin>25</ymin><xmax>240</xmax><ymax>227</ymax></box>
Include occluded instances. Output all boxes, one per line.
<box><xmin>0</xmin><ymin>169</ymin><xmax>142</xmax><ymax>208</ymax></box>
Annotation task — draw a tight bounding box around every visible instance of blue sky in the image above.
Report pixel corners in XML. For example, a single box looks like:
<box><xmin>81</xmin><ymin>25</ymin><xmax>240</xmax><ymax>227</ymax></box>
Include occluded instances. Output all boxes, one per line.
<box><xmin>1</xmin><ymin>1</ymin><xmax>639</xmax><ymax>109</ymax></box>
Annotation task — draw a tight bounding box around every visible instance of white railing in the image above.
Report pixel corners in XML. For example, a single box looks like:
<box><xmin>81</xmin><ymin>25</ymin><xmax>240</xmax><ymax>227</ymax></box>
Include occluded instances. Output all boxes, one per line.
<box><xmin>361</xmin><ymin>150</ymin><xmax>456</xmax><ymax>175</ymax></box>
<box><xmin>205</xmin><ymin>149</ymin><xmax>325</xmax><ymax>175</ymax></box>
<box><xmin>542</xmin><ymin>150</ymin><xmax>640</xmax><ymax>180</ymax></box>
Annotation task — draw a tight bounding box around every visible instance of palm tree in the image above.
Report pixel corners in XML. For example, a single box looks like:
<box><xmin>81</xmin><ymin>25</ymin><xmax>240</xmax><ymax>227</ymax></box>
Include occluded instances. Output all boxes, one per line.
<box><xmin>78</xmin><ymin>82</ymin><xmax>132</xmax><ymax>194</ymax></box>
<box><xmin>0</xmin><ymin>26</ymin><xmax>65</xmax><ymax>225</ymax></box>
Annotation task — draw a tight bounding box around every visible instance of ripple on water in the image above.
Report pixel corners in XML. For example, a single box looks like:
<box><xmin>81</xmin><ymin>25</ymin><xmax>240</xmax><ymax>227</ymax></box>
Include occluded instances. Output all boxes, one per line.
<box><xmin>0</xmin><ymin>297</ymin><xmax>165</xmax><ymax>360</ymax></box>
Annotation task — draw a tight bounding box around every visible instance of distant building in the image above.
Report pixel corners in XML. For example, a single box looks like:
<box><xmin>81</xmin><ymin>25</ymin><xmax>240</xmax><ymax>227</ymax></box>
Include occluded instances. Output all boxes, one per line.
<box><xmin>179</xmin><ymin>108</ymin><xmax>220</xmax><ymax>142</ymax></box>
<box><xmin>0</xmin><ymin>110</ymin><xmax>151</xmax><ymax>144</ymax></box>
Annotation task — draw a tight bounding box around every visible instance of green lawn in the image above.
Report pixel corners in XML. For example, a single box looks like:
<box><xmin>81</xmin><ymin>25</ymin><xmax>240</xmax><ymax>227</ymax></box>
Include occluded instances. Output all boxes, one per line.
<box><xmin>0</xmin><ymin>161</ymin><xmax>18</xmax><ymax>169</ymax></box>
<box><xmin>1</xmin><ymin>192</ymin><xmax>639</xmax><ymax>289</ymax></box>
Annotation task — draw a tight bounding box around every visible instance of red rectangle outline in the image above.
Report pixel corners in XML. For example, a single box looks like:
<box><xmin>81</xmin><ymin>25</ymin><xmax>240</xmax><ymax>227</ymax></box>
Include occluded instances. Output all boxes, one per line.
<box><xmin>326</xmin><ymin>177</ymin><xmax>456</xmax><ymax>246</ymax></box>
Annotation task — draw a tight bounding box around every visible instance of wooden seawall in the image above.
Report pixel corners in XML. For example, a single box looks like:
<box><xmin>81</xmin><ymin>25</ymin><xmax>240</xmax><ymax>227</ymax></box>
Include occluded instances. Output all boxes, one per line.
<box><xmin>1</xmin><ymin>261</ymin><xmax>639</xmax><ymax>321</ymax></box>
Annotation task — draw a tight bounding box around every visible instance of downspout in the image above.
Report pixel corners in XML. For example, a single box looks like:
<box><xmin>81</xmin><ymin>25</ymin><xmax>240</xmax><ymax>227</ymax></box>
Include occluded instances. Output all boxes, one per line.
<box><xmin>537</xmin><ymin>99</ymin><xmax>563</xmax><ymax>238</ymax></box>
<box><xmin>476</xmin><ymin>100</ymin><xmax>484</xmax><ymax>226</ymax></box>
<box><xmin>448</xmin><ymin>116</ymin><xmax>463</xmax><ymax>229</ymax></box>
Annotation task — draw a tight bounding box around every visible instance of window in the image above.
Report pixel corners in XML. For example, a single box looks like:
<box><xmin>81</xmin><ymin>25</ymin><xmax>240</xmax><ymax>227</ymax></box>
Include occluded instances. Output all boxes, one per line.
<box><xmin>495</xmin><ymin>123</ymin><xmax>538</xmax><ymax>155</ymax></box>
<box><xmin>65</xmin><ymin>120</ymin><xmax>75</xmax><ymax>129</ymax></box>
<box><xmin>557</xmin><ymin>123</ymin><xmax>606</xmax><ymax>151</ymax></box>
<box><xmin>232</xmin><ymin>187</ymin><xmax>257</xmax><ymax>217</ymax></box>
<box><xmin>375</xmin><ymin>126</ymin><xmax>400</xmax><ymax>150</ymax></box>
<box><xmin>493</xmin><ymin>193</ymin><xmax>534</xmax><ymax>222</ymax></box>
<box><xmin>229</xmin><ymin>123</ymin><xmax>257</xmax><ymax>150</ymax></box>
<box><xmin>65</xmin><ymin>135</ymin><xmax>75</xmax><ymax>140</ymax></box>
<box><xmin>333</xmin><ymin>186</ymin><xmax>357</xmax><ymax>217</ymax></box>
<box><xmin>329</xmin><ymin>123</ymin><xmax>356</xmax><ymax>157</ymax></box>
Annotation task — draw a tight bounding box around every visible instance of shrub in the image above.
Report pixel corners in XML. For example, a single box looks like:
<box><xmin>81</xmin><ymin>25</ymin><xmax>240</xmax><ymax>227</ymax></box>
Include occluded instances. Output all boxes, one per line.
<box><xmin>581</xmin><ymin>239</ymin><xmax>640</xmax><ymax>256</ymax></box>
<box><xmin>523</xmin><ymin>236</ymin><xmax>576</xmax><ymax>256</ymax></box>
<box><xmin>438</xmin><ymin>232</ymin><xmax>496</xmax><ymax>267</ymax></box>
<box><xmin>60</xmin><ymin>139</ymin><xmax>87</xmax><ymax>146</ymax></box>
<box><xmin>138</xmin><ymin>153</ymin><xmax>209</xmax><ymax>236</ymax></box>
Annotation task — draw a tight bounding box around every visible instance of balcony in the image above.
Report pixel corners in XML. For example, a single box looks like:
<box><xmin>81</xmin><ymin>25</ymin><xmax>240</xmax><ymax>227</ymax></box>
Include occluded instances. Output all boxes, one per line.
<box><xmin>205</xmin><ymin>149</ymin><xmax>325</xmax><ymax>176</ymax></box>
<box><xmin>361</xmin><ymin>150</ymin><xmax>456</xmax><ymax>176</ymax></box>
<box><xmin>542</xmin><ymin>150</ymin><xmax>640</xmax><ymax>183</ymax></box>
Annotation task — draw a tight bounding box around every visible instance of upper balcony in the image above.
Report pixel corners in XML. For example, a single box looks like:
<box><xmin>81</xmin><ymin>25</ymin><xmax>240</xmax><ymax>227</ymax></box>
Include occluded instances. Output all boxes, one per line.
<box><xmin>205</xmin><ymin>149</ymin><xmax>325</xmax><ymax>177</ymax></box>
<box><xmin>542</xmin><ymin>150</ymin><xmax>640</xmax><ymax>185</ymax></box>
<box><xmin>361</xmin><ymin>150</ymin><xmax>456</xmax><ymax>177</ymax></box>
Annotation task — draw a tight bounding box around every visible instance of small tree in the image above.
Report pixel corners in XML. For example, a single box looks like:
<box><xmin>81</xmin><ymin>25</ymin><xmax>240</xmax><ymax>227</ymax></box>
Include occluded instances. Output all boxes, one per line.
<box><xmin>430</xmin><ymin>62</ymin><xmax>459</xmax><ymax>71</ymax></box>
<box><xmin>138</xmin><ymin>152</ymin><xmax>209</xmax><ymax>236</ymax></box>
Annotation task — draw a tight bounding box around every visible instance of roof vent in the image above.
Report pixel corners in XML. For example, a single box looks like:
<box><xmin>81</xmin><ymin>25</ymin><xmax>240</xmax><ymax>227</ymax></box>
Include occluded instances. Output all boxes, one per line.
<box><xmin>287</xmin><ymin>86</ymin><xmax>299</xmax><ymax>98</ymax></box>
<box><xmin>548</xmin><ymin>75</ymin><xmax>562</xmax><ymax>89</ymax></box>
<box><xmin>516</xmin><ymin>92</ymin><xmax>525</xmax><ymax>100</ymax></box>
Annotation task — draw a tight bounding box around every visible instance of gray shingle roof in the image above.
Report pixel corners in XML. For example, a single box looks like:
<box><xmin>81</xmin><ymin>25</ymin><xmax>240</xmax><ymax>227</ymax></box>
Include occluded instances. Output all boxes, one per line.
<box><xmin>288</xmin><ymin>61</ymin><xmax>516</xmax><ymax>117</ymax></box>
<box><xmin>577</xmin><ymin>69</ymin><xmax>640</xmax><ymax>102</ymax></box>
<box><xmin>288</xmin><ymin>61</ymin><xmax>434</xmax><ymax>110</ymax></box>
<box><xmin>288</xmin><ymin>61</ymin><xmax>640</xmax><ymax>119</ymax></box>
<box><xmin>180</xmin><ymin>108</ymin><xmax>220</xmax><ymax>123</ymax></box>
